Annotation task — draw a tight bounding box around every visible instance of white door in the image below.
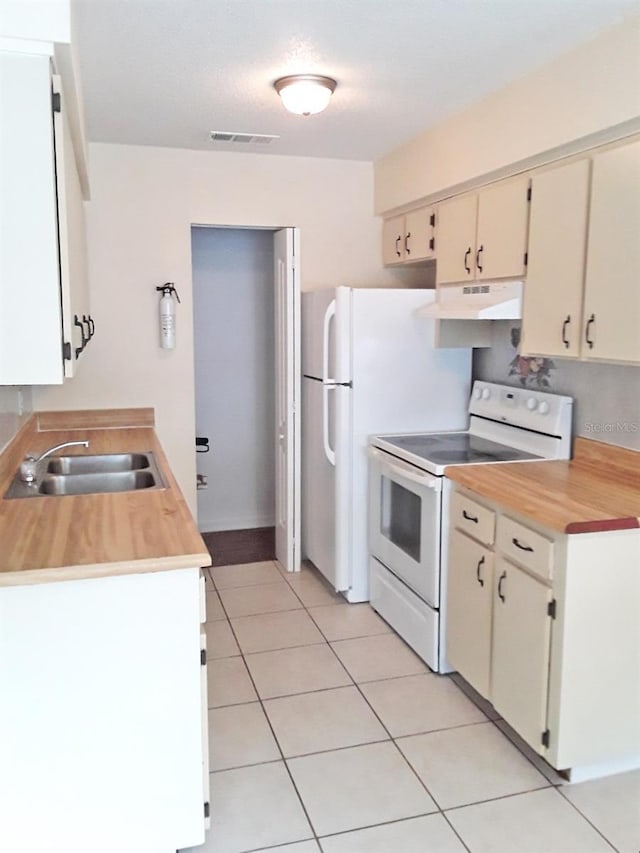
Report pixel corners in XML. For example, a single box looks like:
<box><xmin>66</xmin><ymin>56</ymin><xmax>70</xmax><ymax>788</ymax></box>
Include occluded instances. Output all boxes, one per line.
<box><xmin>274</xmin><ymin>228</ymin><xmax>301</xmax><ymax>572</ymax></box>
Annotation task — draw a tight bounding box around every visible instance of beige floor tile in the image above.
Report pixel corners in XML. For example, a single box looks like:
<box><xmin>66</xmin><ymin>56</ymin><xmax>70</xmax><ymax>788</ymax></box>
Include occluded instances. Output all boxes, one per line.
<box><xmin>264</xmin><ymin>686</ymin><xmax>388</xmax><ymax>757</ymax></box>
<box><xmin>205</xmin><ymin>589</ymin><xmax>226</xmax><ymax>622</ymax></box>
<box><xmin>204</xmin><ymin>619</ymin><xmax>240</xmax><ymax>659</ymax></box>
<box><xmin>319</xmin><ymin>813</ymin><xmax>467</xmax><ymax>853</ymax></box>
<box><xmin>208</xmin><ymin>702</ymin><xmax>280</xmax><ymax>771</ymax></box>
<box><xmin>212</xmin><ymin>560</ymin><xmax>283</xmax><ymax>589</ymax></box>
<box><xmin>231</xmin><ymin>609</ymin><xmax>325</xmax><ymax>654</ymax></box>
<box><xmin>446</xmin><ymin>787</ymin><xmax>614</xmax><ymax>853</ymax></box>
<box><xmin>208</xmin><ymin>762</ymin><xmax>312</xmax><ymax>853</ymax></box>
<box><xmin>561</xmin><ymin>769</ymin><xmax>640</xmax><ymax>853</ymax></box>
<box><xmin>330</xmin><ymin>634</ymin><xmax>428</xmax><ymax>683</ymax></box>
<box><xmin>288</xmin><ymin>741</ymin><xmax>437</xmax><ymax>836</ymax></box>
<box><xmin>268</xmin><ymin>844</ymin><xmax>321</xmax><ymax>853</ymax></box>
<box><xmin>245</xmin><ymin>644</ymin><xmax>352</xmax><ymax>699</ymax></box>
<box><xmin>286</xmin><ymin>573</ymin><xmax>344</xmax><ymax>607</ymax></box>
<box><xmin>207</xmin><ymin>657</ymin><xmax>257</xmax><ymax>708</ymax></box>
<box><xmin>218</xmin><ymin>581</ymin><xmax>302</xmax><ymax>618</ymax></box>
<box><xmin>308</xmin><ymin>603</ymin><xmax>392</xmax><ymax>641</ymax></box>
<box><xmin>360</xmin><ymin>673</ymin><xmax>486</xmax><ymax>737</ymax></box>
<box><xmin>449</xmin><ymin>671</ymin><xmax>501</xmax><ymax>720</ymax></box>
<box><xmin>397</xmin><ymin>721</ymin><xmax>549</xmax><ymax>809</ymax></box>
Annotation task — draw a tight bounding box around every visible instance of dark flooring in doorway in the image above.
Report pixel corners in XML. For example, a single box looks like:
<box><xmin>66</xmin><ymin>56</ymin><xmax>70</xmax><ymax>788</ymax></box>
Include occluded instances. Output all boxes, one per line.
<box><xmin>202</xmin><ymin>527</ymin><xmax>276</xmax><ymax>567</ymax></box>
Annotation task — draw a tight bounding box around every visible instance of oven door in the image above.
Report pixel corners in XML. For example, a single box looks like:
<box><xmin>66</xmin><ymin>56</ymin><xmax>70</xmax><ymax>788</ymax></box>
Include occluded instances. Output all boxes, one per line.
<box><xmin>368</xmin><ymin>447</ymin><xmax>443</xmax><ymax>607</ymax></box>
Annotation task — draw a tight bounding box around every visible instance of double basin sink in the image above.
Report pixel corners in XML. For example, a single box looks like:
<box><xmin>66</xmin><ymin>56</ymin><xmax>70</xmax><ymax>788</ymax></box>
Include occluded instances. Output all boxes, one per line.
<box><xmin>5</xmin><ymin>452</ymin><xmax>166</xmax><ymax>499</ymax></box>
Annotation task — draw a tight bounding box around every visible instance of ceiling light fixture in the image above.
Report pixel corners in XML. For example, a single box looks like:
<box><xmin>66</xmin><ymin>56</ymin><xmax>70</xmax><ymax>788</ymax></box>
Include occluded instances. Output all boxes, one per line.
<box><xmin>273</xmin><ymin>74</ymin><xmax>337</xmax><ymax>116</ymax></box>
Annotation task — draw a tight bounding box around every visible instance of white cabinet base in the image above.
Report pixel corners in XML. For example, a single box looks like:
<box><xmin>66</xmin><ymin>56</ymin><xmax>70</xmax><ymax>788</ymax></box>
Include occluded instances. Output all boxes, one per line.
<box><xmin>0</xmin><ymin>569</ymin><xmax>206</xmax><ymax>853</ymax></box>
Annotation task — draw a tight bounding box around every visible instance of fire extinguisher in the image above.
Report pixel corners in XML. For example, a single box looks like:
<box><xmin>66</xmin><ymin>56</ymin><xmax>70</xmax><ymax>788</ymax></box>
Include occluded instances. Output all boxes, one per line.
<box><xmin>156</xmin><ymin>283</ymin><xmax>181</xmax><ymax>349</ymax></box>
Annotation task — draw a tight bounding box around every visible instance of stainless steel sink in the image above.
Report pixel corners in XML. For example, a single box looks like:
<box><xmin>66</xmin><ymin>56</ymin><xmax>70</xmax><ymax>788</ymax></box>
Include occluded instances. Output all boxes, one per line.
<box><xmin>47</xmin><ymin>453</ymin><xmax>151</xmax><ymax>475</ymax></box>
<box><xmin>39</xmin><ymin>470</ymin><xmax>158</xmax><ymax>495</ymax></box>
<box><xmin>4</xmin><ymin>451</ymin><xmax>166</xmax><ymax>499</ymax></box>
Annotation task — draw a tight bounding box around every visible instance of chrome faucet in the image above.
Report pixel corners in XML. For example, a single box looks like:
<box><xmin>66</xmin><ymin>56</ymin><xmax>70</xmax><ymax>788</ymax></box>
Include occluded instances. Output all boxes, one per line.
<box><xmin>19</xmin><ymin>440</ymin><xmax>90</xmax><ymax>483</ymax></box>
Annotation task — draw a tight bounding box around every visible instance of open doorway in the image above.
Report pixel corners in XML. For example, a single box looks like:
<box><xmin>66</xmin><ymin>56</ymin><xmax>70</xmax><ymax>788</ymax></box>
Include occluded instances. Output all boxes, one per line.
<box><xmin>191</xmin><ymin>226</ymin><xmax>300</xmax><ymax>571</ymax></box>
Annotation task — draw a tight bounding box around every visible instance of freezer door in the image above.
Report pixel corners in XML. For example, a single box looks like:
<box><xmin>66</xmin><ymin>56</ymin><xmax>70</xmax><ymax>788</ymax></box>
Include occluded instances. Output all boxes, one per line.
<box><xmin>301</xmin><ymin>287</ymin><xmax>351</xmax><ymax>383</ymax></box>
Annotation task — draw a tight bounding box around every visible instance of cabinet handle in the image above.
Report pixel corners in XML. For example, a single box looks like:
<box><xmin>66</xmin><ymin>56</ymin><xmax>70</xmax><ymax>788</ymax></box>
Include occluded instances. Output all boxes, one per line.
<box><xmin>476</xmin><ymin>244</ymin><xmax>484</xmax><ymax>273</ymax></box>
<box><xmin>73</xmin><ymin>314</ymin><xmax>87</xmax><ymax>359</ymax></box>
<box><xmin>462</xmin><ymin>509</ymin><xmax>478</xmax><ymax>523</ymax></box>
<box><xmin>497</xmin><ymin>570</ymin><xmax>507</xmax><ymax>602</ymax></box>
<box><xmin>88</xmin><ymin>315</ymin><xmax>95</xmax><ymax>338</ymax></box>
<box><xmin>512</xmin><ymin>537</ymin><xmax>534</xmax><ymax>553</ymax></box>
<box><xmin>395</xmin><ymin>236</ymin><xmax>402</xmax><ymax>257</ymax></box>
<box><xmin>405</xmin><ymin>232</ymin><xmax>411</xmax><ymax>255</ymax></box>
<box><xmin>561</xmin><ymin>315</ymin><xmax>571</xmax><ymax>349</ymax></box>
<box><xmin>585</xmin><ymin>313</ymin><xmax>595</xmax><ymax>349</ymax></box>
<box><xmin>464</xmin><ymin>247</ymin><xmax>471</xmax><ymax>274</ymax></box>
<box><xmin>82</xmin><ymin>315</ymin><xmax>92</xmax><ymax>341</ymax></box>
<box><xmin>476</xmin><ymin>555</ymin><xmax>485</xmax><ymax>587</ymax></box>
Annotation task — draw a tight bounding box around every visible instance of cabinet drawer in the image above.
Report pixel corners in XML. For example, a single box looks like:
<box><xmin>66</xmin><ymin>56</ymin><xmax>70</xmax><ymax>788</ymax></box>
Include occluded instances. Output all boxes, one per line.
<box><xmin>451</xmin><ymin>490</ymin><xmax>495</xmax><ymax>546</ymax></box>
<box><xmin>496</xmin><ymin>516</ymin><xmax>554</xmax><ymax>581</ymax></box>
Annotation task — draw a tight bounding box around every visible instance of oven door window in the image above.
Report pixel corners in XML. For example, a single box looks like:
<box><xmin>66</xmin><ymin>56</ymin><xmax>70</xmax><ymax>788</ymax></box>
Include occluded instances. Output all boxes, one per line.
<box><xmin>371</xmin><ymin>463</ymin><xmax>442</xmax><ymax>607</ymax></box>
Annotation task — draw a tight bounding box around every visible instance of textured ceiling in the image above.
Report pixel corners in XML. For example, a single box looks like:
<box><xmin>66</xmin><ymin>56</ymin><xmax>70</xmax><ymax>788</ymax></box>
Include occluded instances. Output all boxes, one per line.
<box><xmin>74</xmin><ymin>0</ymin><xmax>640</xmax><ymax>161</ymax></box>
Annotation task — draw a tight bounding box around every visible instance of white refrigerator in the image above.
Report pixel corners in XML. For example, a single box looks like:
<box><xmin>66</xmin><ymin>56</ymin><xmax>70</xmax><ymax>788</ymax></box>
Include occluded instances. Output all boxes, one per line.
<box><xmin>302</xmin><ymin>286</ymin><xmax>471</xmax><ymax>603</ymax></box>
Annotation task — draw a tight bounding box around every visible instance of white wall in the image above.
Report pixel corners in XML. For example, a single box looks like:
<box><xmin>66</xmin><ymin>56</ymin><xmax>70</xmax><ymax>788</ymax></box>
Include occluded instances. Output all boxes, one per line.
<box><xmin>33</xmin><ymin>143</ymin><xmax>403</xmax><ymax>513</ymax></box>
<box><xmin>375</xmin><ymin>16</ymin><xmax>640</xmax><ymax>213</ymax></box>
<box><xmin>0</xmin><ymin>386</ymin><xmax>32</xmax><ymax>453</ymax></box>
<box><xmin>192</xmin><ymin>227</ymin><xmax>275</xmax><ymax>532</ymax></box>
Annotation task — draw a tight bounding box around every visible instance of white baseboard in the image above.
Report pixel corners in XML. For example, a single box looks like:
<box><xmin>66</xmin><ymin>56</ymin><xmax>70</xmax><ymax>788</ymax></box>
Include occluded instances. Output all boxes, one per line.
<box><xmin>197</xmin><ymin>514</ymin><xmax>275</xmax><ymax>533</ymax></box>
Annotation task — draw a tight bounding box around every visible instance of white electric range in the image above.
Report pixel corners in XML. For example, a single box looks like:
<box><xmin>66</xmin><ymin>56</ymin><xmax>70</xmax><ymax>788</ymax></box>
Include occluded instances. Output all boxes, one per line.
<box><xmin>367</xmin><ymin>380</ymin><xmax>573</xmax><ymax>672</ymax></box>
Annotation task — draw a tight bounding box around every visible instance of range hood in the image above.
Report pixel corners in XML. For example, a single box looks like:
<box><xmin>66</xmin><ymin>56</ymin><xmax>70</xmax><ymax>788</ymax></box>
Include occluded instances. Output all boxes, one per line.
<box><xmin>416</xmin><ymin>280</ymin><xmax>523</xmax><ymax>320</ymax></box>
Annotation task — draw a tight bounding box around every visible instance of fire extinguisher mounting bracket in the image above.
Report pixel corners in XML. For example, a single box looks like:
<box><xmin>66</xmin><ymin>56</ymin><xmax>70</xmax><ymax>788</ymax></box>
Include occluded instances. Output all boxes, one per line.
<box><xmin>156</xmin><ymin>282</ymin><xmax>181</xmax><ymax>303</ymax></box>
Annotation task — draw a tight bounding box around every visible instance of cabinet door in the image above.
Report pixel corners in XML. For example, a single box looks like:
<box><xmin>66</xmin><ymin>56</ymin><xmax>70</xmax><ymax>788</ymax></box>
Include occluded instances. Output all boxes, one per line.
<box><xmin>53</xmin><ymin>76</ymin><xmax>91</xmax><ymax>377</ymax></box>
<box><xmin>476</xmin><ymin>177</ymin><xmax>529</xmax><ymax>281</ymax></box>
<box><xmin>491</xmin><ymin>557</ymin><xmax>552</xmax><ymax>754</ymax></box>
<box><xmin>382</xmin><ymin>215</ymin><xmax>405</xmax><ymax>265</ymax></box>
<box><xmin>0</xmin><ymin>50</ymin><xmax>65</xmax><ymax>384</ymax></box>
<box><xmin>436</xmin><ymin>193</ymin><xmax>477</xmax><ymax>284</ymax></box>
<box><xmin>445</xmin><ymin>529</ymin><xmax>494</xmax><ymax>697</ymax></box>
<box><xmin>521</xmin><ymin>161</ymin><xmax>590</xmax><ymax>358</ymax></box>
<box><xmin>404</xmin><ymin>206</ymin><xmax>436</xmax><ymax>262</ymax></box>
<box><xmin>582</xmin><ymin>140</ymin><xmax>640</xmax><ymax>363</ymax></box>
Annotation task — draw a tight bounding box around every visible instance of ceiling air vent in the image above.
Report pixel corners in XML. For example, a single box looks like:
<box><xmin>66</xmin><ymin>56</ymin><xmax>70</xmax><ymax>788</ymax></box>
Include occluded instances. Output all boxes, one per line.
<box><xmin>209</xmin><ymin>131</ymin><xmax>280</xmax><ymax>145</ymax></box>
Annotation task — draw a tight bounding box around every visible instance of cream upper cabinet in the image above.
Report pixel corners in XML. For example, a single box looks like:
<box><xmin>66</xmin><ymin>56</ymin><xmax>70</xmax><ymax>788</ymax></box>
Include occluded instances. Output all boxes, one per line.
<box><xmin>520</xmin><ymin>159</ymin><xmax>590</xmax><ymax>358</ymax></box>
<box><xmin>436</xmin><ymin>178</ymin><xmax>529</xmax><ymax>284</ymax></box>
<box><xmin>582</xmin><ymin>139</ymin><xmax>640</xmax><ymax>363</ymax></box>
<box><xmin>382</xmin><ymin>206</ymin><xmax>435</xmax><ymax>265</ymax></box>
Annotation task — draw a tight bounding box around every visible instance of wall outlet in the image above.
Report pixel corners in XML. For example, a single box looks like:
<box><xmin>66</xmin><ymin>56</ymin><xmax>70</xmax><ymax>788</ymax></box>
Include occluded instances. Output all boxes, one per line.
<box><xmin>196</xmin><ymin>474</ymin><xmax>208</xmax><ymax>490</ymax></box>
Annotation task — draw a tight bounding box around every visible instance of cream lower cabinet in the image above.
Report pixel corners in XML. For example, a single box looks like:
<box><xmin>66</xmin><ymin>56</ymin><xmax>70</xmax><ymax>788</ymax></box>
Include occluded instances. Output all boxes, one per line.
<box><xmin>521</xmin><ymin>137</ymin><xmax>640</xmax><ymax>364</ymax></box>
<box><xmin>445</xmin><ymin>486</ymin><xmax>640</xmax><ymax>778</ymax></box>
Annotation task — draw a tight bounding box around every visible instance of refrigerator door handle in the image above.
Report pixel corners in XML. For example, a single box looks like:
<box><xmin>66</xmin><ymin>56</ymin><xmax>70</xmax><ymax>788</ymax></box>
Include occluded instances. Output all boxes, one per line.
<box><xmin>323</xmin><ymin>384</ymin><xmax>336</xmax><ymax>465</ymax></box>
<box><xmin>322</xmin><ymin>299</ymin><xmax>336</xmax><ymax>384</ymax></box>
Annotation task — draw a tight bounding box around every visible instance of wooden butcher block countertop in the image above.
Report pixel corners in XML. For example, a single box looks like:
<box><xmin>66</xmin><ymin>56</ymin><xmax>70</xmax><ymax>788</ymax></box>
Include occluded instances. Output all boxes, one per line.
<box><xmin>445</xmin><ymin>437</ymin><xmax>640</xmax><ymax>535</ymax></box>
<box><xmin>0</xmin><ymin>409</ymin><xmax>211</xmax><ymax>587</ymax></box>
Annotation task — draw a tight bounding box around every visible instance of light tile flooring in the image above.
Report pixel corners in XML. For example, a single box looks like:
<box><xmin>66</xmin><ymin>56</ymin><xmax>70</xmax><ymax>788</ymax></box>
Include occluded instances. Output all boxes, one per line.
<box><xmin>182</xmin><ymin>561</ymin><xmax>640</xmax><ymax>853</ymax></box>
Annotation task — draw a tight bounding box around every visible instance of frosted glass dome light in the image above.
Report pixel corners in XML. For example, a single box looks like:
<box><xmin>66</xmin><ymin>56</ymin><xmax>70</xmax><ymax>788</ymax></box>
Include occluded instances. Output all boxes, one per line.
<box><xmin>274</xmin><ymin>75</ymin><xmax>337</xmax><ymax>116</ymax></box>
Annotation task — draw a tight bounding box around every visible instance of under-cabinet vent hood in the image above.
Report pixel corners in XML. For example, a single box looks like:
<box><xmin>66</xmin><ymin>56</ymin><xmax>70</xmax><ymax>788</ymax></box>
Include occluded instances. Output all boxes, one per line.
<box><xmin>416</xmin><ymin>281</ymin><xmax>523</xmax><ymax>320</ymax></box>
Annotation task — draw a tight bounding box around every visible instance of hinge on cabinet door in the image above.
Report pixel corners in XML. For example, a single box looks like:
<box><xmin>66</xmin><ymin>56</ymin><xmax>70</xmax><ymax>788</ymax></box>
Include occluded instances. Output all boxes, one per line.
<box><xmin>200</xmin><ymin>648</ymin><xmax>207</xmax><ymax>666</ymax></box>
<box><xmin>62</xmin><ymin>341</ymin><xmax>71</xmax><ymax>361</ymax></box>
<box><xmin>204</xmin><ymin>802</ymin><xmax>210</xmax><ymax>819</ymax></box>
<box><xmin>527</xmin><ymin>186</ymin><xmax>532</xmax><ymax>202</ymax></box>
<box><xmin>429</xmin><ymin>237</ymin><xmax>435</xmax><ymax>251</ymax></box>
<box><xmin>523</xmin><ymin>252</ymin><xmax>528</xmax><ymax>267</ymax></box>
<box><xmin>541</xmin><ymin>729</ymin><xmax>551</xmax><ymax>748</ymax></box>
<box><xmin>51</xmin><ymin>91</ymin><xmax>61</xmax><ymax>113</ymax></box>
<box><xmin>547</xmin><ymin>599</ymin><xmax>557</xmax><ymax>619</ymax></box>
<box><xmin>429</xmin><ymin>213</ymin><xmax>436</xmax><ymax>227</ymax></box>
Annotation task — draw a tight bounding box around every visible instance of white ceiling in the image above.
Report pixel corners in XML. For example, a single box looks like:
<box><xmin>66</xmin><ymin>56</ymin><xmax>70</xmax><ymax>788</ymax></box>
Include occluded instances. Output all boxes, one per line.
<box><xmin>74</xmin><ymin>0</ymin><xmax>640</xmax><ymax>162</ymax></box>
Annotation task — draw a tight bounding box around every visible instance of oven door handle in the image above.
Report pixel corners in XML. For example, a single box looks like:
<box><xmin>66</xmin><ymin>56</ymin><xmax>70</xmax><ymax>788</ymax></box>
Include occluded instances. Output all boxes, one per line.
<box><xmin>368</xmin><ymin>447</ymin><xmax>442</xmax><ymax>492</ymax></box>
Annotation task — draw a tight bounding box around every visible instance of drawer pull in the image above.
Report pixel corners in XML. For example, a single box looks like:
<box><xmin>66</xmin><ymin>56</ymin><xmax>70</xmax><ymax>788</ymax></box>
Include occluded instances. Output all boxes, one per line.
<box><xmin>512</xmin><ymin>537</ymin><xmax>534</xmax><ymax>553</ymax></box>
<box><xmin>476</xmin><ymin>555</ymin><xmax>485</xmax><ymax>587</ymax></box>
<box><xmin>462</xmin><ymin>509</ymin><xmax>478</xmax><ymax>523</ymax></box>
<box><xmin>498</xmin><ymin>570</ymin><xmax>507</xmax><ymax>602</ymax></box>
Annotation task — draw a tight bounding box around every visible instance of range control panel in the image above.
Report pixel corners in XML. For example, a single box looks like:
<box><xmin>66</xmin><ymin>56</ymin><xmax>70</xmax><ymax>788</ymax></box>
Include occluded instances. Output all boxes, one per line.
<box><xmin>469</xmin><ymin>381</ymin><xmax>573</xmax><ymax>435</ymax></box>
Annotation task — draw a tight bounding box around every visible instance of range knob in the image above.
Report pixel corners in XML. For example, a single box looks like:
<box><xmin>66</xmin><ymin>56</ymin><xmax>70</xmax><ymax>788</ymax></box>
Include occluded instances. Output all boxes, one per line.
<box><xmin>473</xmin><ymin>387</ymin><xmax>483</xmax><ymax>400</ymax></box>
<box><xmin>481</xmin><ymin>387</ymin><xmax>491</xmax><ymax>400</ymax></box>
<box><xmin>526</xmin><ymin>397</ymin><xmax>538</xmax><ymax>411</ymax></box>
<box><xmin>538</xmin><ymin>401</ymin><xmax>550</xmax><ymax>415</ymax></box>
